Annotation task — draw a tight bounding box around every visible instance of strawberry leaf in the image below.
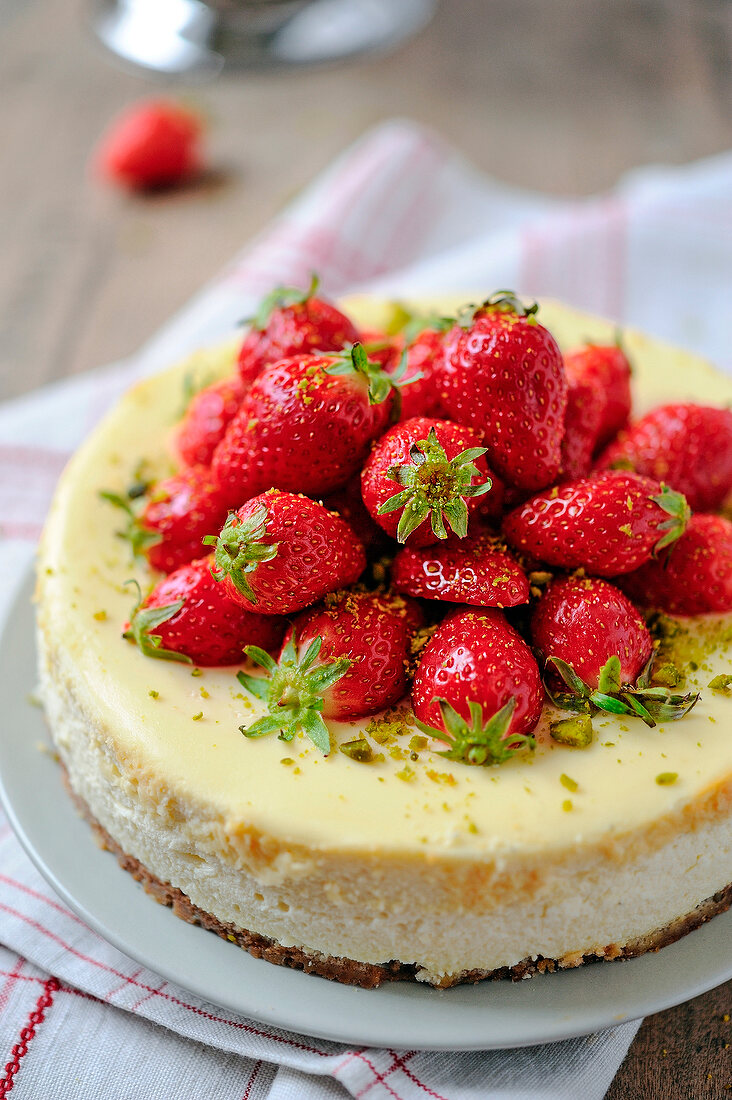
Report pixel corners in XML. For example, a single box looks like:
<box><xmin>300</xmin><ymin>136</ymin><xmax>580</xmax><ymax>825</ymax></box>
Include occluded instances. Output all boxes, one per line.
<box><xmin>414</xmin><ymin>697</ymin><xmax>534</xmax><ymax>767</ymax></box>
<box><xmin>651</xmin><ymin>484</ymin><xmax>691</xmax><ymax>554</ymax></box>
<box><xmin>543</xmin><ymin>651</ymin><xmax>699</xmax><ymax>729</ymax></box>
<box><xmin>376</xmin><ymin>427</ymin><xmax>491</xmax><ymax>544</ymax></box>
<box><xmin>249</xmin><ymin>273</ymin><xmax>319</xmax><ymax>331</ymax></box>
<box><xmin>122</xmin><ymin>580</ymin><xmax>192</xmax><ymax>664</ymax></box>
<box><xmin>324</xmin><ymin>342</ymin><xmax>397</xmax><ymax>406</ymax></box>
<box><xmin>205</xmin><ymin>505</ymin><xmax>279</xmax><ymax>605</ymax></box>
<box><xmin>235</xmin><ymin>634</ymin><xmax>352</xmax><ymax>755</ymax></box>
<box><xmin>99</xmin><ymin>488</ymin><xmax>162</xmax><ymax>560</ymax></box>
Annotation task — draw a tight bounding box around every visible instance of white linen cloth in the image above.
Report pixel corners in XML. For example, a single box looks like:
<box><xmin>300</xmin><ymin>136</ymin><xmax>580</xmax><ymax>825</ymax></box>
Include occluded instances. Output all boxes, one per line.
<box><xmin>1</xmin><ymin>118</ymin><xmax>731</xmax><ymax>1099</ymax></box>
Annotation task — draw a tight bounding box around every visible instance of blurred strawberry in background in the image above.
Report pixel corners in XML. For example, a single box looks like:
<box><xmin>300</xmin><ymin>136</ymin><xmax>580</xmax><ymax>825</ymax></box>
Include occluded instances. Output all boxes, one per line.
<box><xmin>94</xmin><ymin>99</ymin><xmax>203</xmax><ymax>190</ymax></box>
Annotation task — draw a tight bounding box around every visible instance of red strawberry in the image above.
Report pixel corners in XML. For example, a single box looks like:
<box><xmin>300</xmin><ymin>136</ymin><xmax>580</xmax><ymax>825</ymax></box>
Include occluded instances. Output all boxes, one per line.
<box><xmin>176</xmin><ymin>376</ymin><xmax>247</xmax><ymax>468</ymax></box>
<box><xmin>206</xmin><ymin>489</ymin><xmax>366</xmax><ymax>615</ymax></box>
<box><xmin>531</xmin><ymin>576</ymin><xmax>652</xmax><ymax>690</ymax></box>
<box><xmin>563</xmin><ymin>343</ymin><xmax>632</xmax><ymax>451</ymax></box>
<box><xmin>95</xmin><ymin>100</ymin><xmax>202</xmax><ymax>190</ymax></box>
<box><xmin>411</xmin><ymin>608</ymin><xmax>542</xmax><ymax>763</ymax></box>
<box><xmin>438</xmin><ymin>292</ymin><xmax>568</xmax><ymax>490</ymax></box>
<box><xmin>361</xmin><ymin>417</ymin><xmax>496</xmax><ymax>547</ymax></box>
<box><xmin>213</xmin><ymin>344</ymin><xmax>396</xmax><ymax>507</ymax></box>
<box><xmin>503</xmin><ymin>471</ymin><xmax>690</xmax><ymax>576</ymax></box>
<box><xmin>531</xmin><ymin>574</ymin><xmax>698</xmax><ymax>728</ymax></box>
<box><xmin>102</xmin><ymin>467</ymin><xmax>229</xmax><ymax>574</ymax></box>
<box><xmin>596</xmin><ymin>403</ymin><xmax>732</xmax><ymax>513</ymax></box>
<box><xmin>140</xmin><ymin>466</ymin><xmax>229</xmax><ymax>574</ymax></box>
<box><xmin>124</xmin><ymin>557</ymin><xmax>285</xmax><ymax>667</ymax></box>
<box><xmin>237</xmin><ymin>589</ymin><xmax>422</xmax><ymax>753</ymax></box>
<box><xmin>391</xmin><ymin>529</ymin><xmax>529</xmax><ymax>608</ymax></box>
<box><xmin>237</xmin><ymin>275</ymin><xmax>359</xmax><ymax>388</ymax></box>
<box><xmin>323</xmin><ymin>474</ymin><xmax>386</xmax><ymax>551</ymax></box>
<box><xmin>559</xmin><ymin>371</ymin><xmax>604</xmax><ymax>481</ymax></box>
<box><xmin>389</xmin><ymin>324</ymin><xmax>451</xmax><ymax>421</ymax></box>
<box><xmin>618</xmin><ymin>513</ymin><xmax>732</xmax><ymax>615</ymax></box>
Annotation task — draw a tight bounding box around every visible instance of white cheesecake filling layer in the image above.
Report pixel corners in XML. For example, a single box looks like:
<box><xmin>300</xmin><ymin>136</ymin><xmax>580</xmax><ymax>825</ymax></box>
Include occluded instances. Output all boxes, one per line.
<box><xmin>36</xmin><ymin>298</ymin><xmax>732</xmax><ymax>983</ymax></box>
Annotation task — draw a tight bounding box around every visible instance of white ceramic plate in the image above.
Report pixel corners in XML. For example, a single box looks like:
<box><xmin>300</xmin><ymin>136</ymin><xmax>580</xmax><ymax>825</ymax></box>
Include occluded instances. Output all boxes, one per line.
<box><xmin>2</xmin><ymin>573</ymin><xmax>731</xmax><ymax>1050</ymax></box>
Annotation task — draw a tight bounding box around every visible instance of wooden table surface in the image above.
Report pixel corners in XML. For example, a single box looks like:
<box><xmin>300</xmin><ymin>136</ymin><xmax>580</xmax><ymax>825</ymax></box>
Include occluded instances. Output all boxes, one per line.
<box><xmin>2</xmin><ymin>0</ymin><xmax>732</xmax><ymax>1094</ymax></box>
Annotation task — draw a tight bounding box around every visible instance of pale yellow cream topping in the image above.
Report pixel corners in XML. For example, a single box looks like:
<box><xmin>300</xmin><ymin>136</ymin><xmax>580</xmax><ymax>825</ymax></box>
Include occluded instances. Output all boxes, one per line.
<box><xmin>37</xmin><ymin>299</ymin><xmax>732</xmax><ymax>858</ymax></box>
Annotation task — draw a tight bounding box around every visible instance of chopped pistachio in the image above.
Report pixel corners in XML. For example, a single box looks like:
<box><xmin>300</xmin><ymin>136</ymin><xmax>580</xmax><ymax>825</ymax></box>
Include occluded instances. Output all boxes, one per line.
<box><xmin>561</xmin><ymin>799</ymin><xmax>573</xmax><ymax>812</ymax></box>
<box><xmin>559</xmin><ymin>773</ymin><xmax>578</xmax><ymax>792</ymax></box>
<box><xmin>191</xmin><ymin>668</ymin><xmax>203</xmax><ymax>677</ymax></box>
<box><xmin>655</xmin><ymin>772</ymin><xmax>678</xmax><ymax>785</ymax></box>
<box><xmin>708</xmin><ymin>674</ymin><xmax>732</xmax><ymax>693</ymax></box>
<box><xmin>93</xmin><ymin>610</ymin><xmax>107</xmax><ymax>622</ymax></box>
<box><xmin>409</xmin><ymin>734</ymin><xmax>428</xmax><ymax>753</ymax></box>
<box><xmin>148</xmin><ymin>689</ymin><xmax>159</xmax><ymax>699</ymax></box>
<box><xmin>550</xmin><ymin>714</ymin><xmax>593</xmax><ymax>748</ymax></box>
<box><xmin>653</xmin><ymin>663</ymin><xmax>683</xmax><ymax>688</ymax></box>
<box><xmin>192</xmin><ymin>711</ymin><xmax>203</xmax><ymax>721</ymax></box>
<box><xmin>339</xmin><ymin>737</ymin><xmax>376</xmax><ymax>763</ymax></box>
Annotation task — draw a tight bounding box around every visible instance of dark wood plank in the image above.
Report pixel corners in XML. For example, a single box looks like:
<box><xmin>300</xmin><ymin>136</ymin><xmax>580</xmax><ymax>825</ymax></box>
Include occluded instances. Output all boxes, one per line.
<box><xmin>607</xmin><ymin>978</ymin><xmax>732</xmax><ymax>1099</ymax></box>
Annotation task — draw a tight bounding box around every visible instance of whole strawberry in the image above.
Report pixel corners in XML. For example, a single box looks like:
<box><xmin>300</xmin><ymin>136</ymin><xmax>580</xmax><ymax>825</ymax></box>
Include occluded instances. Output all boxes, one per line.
<box><xmin>206</xmin><ymin>490</ymin><xmax>366</xmax><ymax>615</ymax></box>
<box><xmin>559</xmin><ymin>370</ymin><xmax>604</xmax><ymax>481</ymax></box>
<box><xmin>238</xmin><ymin>589</ymin><xmax>423</xmax><ymax>753</ymax></box>
<box><xmin>390</xmin><ymin>321</ymin><xmax>452</xmax><ymax>421</ymax></box>
<box><xmin>618</xmin><ymin>513</ymin><xmax>732</xmax><ymax>615</ymax></box>
<box><xmin>438</xmin><ymin>292</ymin><xmax>568</xmax><ymax>490</ymax></box>
<box><xmin>411</xmin><ymin>608</ymin><xmax>542</xmax><ymax>763</ymax></box>
<box><xmin>102</xmin><ymin>466</ymin><xmax>229</xmax><ymax>575</ymax></box>
<box><xmin>531</xmin><ymin>576</ymin><xmax>652</xmax><ymax>690</ymax></box>
<box><xmin>564</xmin><ymin>343</ymin><xmax>632</xmax><ymax>452</ymax></box>
<box><xmin>503</xmin><ymin>471</ymin><xmax>690</xmax><ymax>576</ymax></box>
<box><xmin>597</xmin><ymin>403</ymin><xmax>732</xmax><ymax>513</ymax></box>
<box><xmin>176</xmin><ymin>375</ymin><xmax>247</xmax><ymax>468</ymax></box>
<box><xmin>324</xmin><ymin>474</ymin><xmax>386</xmax><ymax>552</ymax></box>
<box><xmin>95</xmin><ymin>100</ymin><xmax>202</xmax><ymax>191</ymax></box>
<box><xmin>124</xmin><ymin>557</ymin><xmax>285</xmax><ymax>666</ymax></box>
<box><xmin>361</xmin><ymin>416</ymin><xmax>496</xmax><ymax>546</ymax></box>
<box><xmin>531</xmin><ymin>575</ymin><xmax>698</xmax><ymax>728</ymax></box>
<box><xmin>391</xmin><ymin>529</ymin><xmax>529</xmax><ymax>608</ymax></box>
<box><xmin>212</xmin><ymin>344</ymin><xmax>396</xmax><ymax>506</ymax></box>
<box><xmin>237</xmin><ymin>275</ymin><xmax>359</xmax><ymax>388</ymax></box>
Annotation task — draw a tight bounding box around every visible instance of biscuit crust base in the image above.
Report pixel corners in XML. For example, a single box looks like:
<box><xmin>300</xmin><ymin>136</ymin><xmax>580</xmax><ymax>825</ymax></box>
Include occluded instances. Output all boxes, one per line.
<box><xmin>64</xmin><ymin>776</ymin><xmax>732</xmax><ymax>990</ymax></box>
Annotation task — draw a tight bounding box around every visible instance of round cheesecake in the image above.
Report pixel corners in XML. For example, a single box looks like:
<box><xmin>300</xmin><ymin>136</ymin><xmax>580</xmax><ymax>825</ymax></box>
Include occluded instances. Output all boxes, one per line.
<box><xmin>36</xmin><ymin>298</ymin><xmax>732</xmax><ymax>988</ymax></box>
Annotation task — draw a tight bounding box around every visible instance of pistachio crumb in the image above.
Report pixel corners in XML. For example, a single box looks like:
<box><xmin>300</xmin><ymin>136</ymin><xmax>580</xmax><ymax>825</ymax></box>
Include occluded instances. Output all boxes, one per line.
<box><xmin>93</xmin><ymin>610</ymin><xmax>107</xmax><ymax>622</ymax></box>
<box><xmin>148</xmin><ymin>689</ymin><xmax>159</xmax><ymax>699</ymax></box>
<box><xmin>192</xmin><ymin>711</ymin><xmax>203</xmax><ymax>721</ymax></box>
<box><xmin>560</xmin><ymin>773</ymin><xmax>578</xmax><ymax>792</ymax></box>
<box><xmin>191</xmin><ymin>668</ymin><xmax>203</xmax><ymax>678</ymax></box>
<box><xmin>655</xmin><ymin>772</ymin><xmax>678</xmax><ymax>785</ymax></box>
<box><xmin>561</xmin><ymin>799</ymin><xmax>573</xmax><ymax>812</ymax></box>
<box><xmin>280</xmin><ymin>757</ymin><xmax>294</xmax><ymax>766</ymax></box>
